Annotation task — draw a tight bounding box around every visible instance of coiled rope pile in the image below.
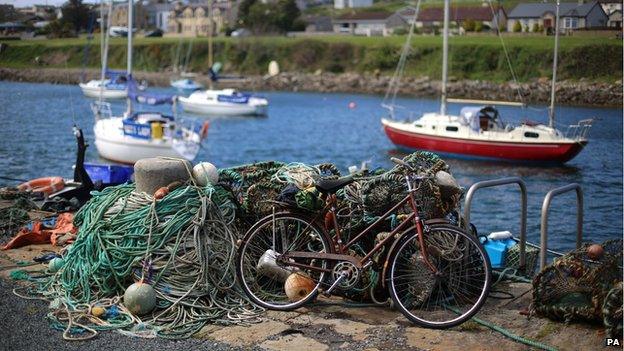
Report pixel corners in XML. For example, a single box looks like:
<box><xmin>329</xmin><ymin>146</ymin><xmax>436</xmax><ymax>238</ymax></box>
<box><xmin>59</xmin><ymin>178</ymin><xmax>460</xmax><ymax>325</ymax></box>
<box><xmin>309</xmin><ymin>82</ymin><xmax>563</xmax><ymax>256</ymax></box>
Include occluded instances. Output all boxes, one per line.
<box><xmin>18</xmin><ymin>182</ymin><xmax>263</xmax><ymax>340</ymax></box>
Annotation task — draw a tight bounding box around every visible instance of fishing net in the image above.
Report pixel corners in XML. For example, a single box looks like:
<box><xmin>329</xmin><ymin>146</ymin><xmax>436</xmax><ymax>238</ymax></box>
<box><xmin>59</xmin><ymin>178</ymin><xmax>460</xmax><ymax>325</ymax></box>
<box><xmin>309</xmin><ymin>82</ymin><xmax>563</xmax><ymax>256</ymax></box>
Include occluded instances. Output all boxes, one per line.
<box><xmin>19</xmin><ymin>183</ymin><xmax>263</xmax><ymax>340</ymax></box>
<box><xmin>532</xmin><ymin>239</ymin><xmax>623</xmax><ymax>337</ymax></box>
<box><xmin>0</xmin><ymin>188</ymin><xmax>38</xmax><ymax>242</ymax></box>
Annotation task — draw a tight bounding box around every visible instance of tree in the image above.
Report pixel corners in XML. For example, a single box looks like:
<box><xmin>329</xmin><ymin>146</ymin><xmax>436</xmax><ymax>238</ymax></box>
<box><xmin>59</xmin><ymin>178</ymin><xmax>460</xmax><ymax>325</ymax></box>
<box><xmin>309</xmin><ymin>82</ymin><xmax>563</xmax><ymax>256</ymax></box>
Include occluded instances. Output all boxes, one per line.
<box><xmin>474</xmin><ymin>21</ymin><xmax>483</xmax><ymax>32</ymax></box>
<box><xmin>512</xmin><ymin>20</ymin><xmax>522</xmax><ymax>33</ymax></box>
<box><xmin>61</xmin><ymin>0</ymin><xmax>91</xmax><ymax>33</ymax></box>
<box><xmin>238</xmin><ymin>0</ymin><xmax>301</xmax><ymax>33</ymax></box>
<box><xmin>462</xmin><ymin>19</ymin><xmax>476</xmax><ymax>32</ymax></box>
<box><xmin>531</xmin><ymin>22</ymin><xmax>539</xmax><ymax>32</ymax></box>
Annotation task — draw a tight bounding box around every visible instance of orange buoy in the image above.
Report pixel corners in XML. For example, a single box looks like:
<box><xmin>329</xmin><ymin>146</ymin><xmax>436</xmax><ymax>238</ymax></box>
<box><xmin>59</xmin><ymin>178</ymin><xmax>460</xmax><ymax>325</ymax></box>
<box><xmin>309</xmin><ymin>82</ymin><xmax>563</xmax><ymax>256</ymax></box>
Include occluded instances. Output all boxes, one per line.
<box><xmin>154</xmin><ymin>186</ymin><xmax>170</xmax><ymax>200</ymax></box>
<box><xmin>18</xmin><ymin>177</ymin><xmax>65</xmax><ymax>196</ymax></box>
<box><xmin>284</xmin><ymin>273</ymin><xmax>315</xmax><ymax>302</ymax></box>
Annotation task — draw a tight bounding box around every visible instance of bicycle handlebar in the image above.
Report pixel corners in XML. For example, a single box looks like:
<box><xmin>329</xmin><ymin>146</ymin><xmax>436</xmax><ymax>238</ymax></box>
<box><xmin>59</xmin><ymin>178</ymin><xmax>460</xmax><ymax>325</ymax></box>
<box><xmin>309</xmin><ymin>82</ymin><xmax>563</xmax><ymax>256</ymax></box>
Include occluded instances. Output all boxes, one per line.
<box><xmin>390</xmin><ymin>157</ymin><xmax>414</xmax><ymax>172</ymax></box>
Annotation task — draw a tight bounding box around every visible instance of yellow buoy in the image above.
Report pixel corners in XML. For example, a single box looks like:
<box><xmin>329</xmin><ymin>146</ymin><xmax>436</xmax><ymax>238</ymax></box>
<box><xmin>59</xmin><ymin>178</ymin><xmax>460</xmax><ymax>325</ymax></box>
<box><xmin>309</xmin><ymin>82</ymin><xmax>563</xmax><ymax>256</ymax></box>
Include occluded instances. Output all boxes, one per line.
<box><xmin>284</xmin><ymin>273</ymin><xmax>315</xmax><ymax>302</ymax></box>
<box><xmin>91</xmin><ymin>306</ymin><xmax>106</xmax><ymax>317</ymax></box>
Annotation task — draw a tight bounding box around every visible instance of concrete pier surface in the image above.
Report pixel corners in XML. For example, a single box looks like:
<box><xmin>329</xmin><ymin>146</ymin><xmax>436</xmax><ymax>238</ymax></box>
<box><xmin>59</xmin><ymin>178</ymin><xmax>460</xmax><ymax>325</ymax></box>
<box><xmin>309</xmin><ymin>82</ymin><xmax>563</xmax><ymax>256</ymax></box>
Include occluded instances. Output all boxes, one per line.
<box><xmin>0</xmin><ymin>244</ymin><xmax>612</xmax><ymax>351</ymax></box>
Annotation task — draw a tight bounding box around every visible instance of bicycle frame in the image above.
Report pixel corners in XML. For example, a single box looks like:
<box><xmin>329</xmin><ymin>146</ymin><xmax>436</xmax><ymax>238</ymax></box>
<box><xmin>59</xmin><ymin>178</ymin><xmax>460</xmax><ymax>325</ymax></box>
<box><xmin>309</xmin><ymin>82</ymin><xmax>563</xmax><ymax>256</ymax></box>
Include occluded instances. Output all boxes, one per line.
<box><xmin>282</xmin><ymin>176</ymin><xmax>437</xmax><ymax>275</ymax></box>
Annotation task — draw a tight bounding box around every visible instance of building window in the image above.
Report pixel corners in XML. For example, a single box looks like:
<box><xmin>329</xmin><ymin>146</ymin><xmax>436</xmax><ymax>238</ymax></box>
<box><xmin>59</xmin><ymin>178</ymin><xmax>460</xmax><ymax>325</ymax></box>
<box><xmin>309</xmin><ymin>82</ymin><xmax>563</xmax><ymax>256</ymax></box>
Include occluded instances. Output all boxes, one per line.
<box><xmin>563</xmin><ymin>17</ymin><xmax>578</xmax><ymax>28</ymax></box>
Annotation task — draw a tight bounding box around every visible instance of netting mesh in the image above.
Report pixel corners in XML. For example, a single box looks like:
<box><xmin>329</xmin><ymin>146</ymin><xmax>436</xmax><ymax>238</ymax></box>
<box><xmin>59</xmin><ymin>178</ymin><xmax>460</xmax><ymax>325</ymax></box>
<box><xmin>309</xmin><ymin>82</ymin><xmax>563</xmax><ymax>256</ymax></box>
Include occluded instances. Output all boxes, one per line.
<box><xmin>532</xmin><ymin>239</ymin><xmax>623</xmax><ymax>337</ymax></box>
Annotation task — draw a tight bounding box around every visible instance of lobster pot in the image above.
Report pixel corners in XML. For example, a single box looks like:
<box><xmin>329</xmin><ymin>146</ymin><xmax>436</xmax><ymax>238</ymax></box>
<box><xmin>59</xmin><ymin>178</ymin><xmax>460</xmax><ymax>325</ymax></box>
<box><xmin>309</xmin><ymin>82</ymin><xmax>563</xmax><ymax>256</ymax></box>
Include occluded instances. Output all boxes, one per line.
<box><xmin>532</xmin><ymin>239</ymin><xmax>622</xmax><ymax>337</ymax></box>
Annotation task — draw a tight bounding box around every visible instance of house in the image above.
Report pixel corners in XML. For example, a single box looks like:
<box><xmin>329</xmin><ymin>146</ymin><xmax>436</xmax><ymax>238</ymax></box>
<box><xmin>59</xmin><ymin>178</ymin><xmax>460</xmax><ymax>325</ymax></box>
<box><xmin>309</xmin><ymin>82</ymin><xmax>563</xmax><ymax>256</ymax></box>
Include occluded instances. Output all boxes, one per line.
<box><xmin>608</xmin><ymin>9</ymin><xmax>622</xmax><ymax>27</ymax></box>
<box><xmin>144</xmin><ymin>2</ymin><xmax>174</xmax><ymax>32</ymax></box>
<box><xmin>334</xmin><ymin>0</ymin><xmax>373</xmax><ymax>10</ymax></box>
<box><xmin>333</xmin><ymin>11</ymin><xmax>406</xmax><ymax>36</ymax></box>
<box><xmin>166</xmin><ymin>3</ymin><xmax>233</xmax><ymax>37</ymax></box>
<box><xmin>506</xmin><ymin>1</ymin><xmax>608</xmax><ymax>32</ymax></box>
<box><xmin>17</xmin><ymin>5</ymin><xmax>56</xmax><ymax>19</ymax></box>
<box><xmin>398</xmin><ymin>5</ymin><xmax>507</xmax><ymax>31</ymax></box>
<box><xmin>303</xmin><ymin>15</ymin><xmax>333</xmax><ymax>32</ymax></box>
<box><xmin>110</xmin><ymin>2</ymin><xmax>148</xmax><ymax>29</ymax></box>
<box><xmin>598</xmin><ymin>0</ymin><xmax>623</xmax><ymax>14</ymax></box>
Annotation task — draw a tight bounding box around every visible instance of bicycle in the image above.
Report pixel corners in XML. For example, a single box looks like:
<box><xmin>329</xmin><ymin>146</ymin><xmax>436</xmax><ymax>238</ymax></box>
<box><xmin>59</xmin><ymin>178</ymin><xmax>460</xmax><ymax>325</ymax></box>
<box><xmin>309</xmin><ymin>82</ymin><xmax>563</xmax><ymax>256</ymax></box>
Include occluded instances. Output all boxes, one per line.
<box><xmin>236</xmin><ymin>157</ymin><xmax>491</xmax><ymax>328</ymax></box>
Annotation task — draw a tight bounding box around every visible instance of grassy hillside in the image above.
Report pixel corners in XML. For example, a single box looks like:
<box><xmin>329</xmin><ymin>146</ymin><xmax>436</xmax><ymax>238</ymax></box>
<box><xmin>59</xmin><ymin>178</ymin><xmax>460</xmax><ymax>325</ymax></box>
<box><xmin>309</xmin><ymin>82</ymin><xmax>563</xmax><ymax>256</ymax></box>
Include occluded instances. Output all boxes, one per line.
<box><xmin>0</xmin><ymin>35</ymin><xmax>621</xmax><ymax>82</ymax></box>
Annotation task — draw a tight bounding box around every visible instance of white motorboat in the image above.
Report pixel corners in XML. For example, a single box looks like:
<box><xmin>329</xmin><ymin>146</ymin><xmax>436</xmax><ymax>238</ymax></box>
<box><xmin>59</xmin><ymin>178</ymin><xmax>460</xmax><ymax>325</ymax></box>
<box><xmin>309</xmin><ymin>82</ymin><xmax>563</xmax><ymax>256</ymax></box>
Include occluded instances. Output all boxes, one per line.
<box><xmin>80</xmin><ymin>76</ymin><xmax>127</xmax><ymax>99</ymax></box>
<box><xmin>92</xmin><ymin>0</ymin><xmax>208</xmax><ymax>165</ymax></box>
<box><xmin>171</xmin><ymin>78</ymin><xmax>203</xmax><ymax>93</ymax></box>
<box><xmin>179</xmin><ymin>89</ymin><xmax>268</xmax><ymax>116</ymax></box>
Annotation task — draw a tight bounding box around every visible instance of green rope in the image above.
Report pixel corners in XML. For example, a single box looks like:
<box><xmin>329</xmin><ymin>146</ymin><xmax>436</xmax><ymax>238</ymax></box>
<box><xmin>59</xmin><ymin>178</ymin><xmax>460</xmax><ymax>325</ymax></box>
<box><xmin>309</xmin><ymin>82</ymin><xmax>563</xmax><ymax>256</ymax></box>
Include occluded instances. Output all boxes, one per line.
<box><xmin>469</xmin><ymin>315</ymin><xmax>558</xmax><ymax>351</ymax></box>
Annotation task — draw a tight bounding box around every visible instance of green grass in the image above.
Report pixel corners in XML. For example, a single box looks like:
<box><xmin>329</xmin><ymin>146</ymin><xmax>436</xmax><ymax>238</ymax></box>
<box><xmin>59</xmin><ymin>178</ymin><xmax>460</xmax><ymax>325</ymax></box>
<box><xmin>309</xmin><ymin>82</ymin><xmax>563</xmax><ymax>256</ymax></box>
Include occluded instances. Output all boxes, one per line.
<box><xmin>0</xmin><ymin>34</ymin><xmax>621</xmax><ymax>83</ymax></box>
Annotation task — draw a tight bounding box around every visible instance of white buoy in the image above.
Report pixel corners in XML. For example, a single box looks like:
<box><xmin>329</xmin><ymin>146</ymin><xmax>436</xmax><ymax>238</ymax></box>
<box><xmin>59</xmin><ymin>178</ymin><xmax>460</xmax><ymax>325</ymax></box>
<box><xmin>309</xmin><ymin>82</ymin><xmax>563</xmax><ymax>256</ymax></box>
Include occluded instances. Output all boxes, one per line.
<box><xmin>124</xmin><ymin>282</ymin><xmax>157</xmax><ymax>315</ymax></box>
<box><xmin>192</xmin><ymin>162</ymin><xmax>219</xmax><ymax>186</ymax></box>
<box><xmin>48</xmin><ymin>257</ymin><xmax>64</xmax><ymax>272</ymax></box>
<box><xmin>268</xmin><ymin>61</ymin><xmax>280</xmax><ymax>77</ymax></box>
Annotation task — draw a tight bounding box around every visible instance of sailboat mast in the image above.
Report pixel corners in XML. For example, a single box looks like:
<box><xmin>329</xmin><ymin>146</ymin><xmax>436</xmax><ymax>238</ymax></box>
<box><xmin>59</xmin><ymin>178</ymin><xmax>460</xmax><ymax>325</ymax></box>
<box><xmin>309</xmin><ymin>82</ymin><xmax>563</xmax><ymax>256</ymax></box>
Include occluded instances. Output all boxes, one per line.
<box><xmin>208</xmin><ymin>0</ymin><xmax>213</xmax><ymax>89</ymax></box>
<box><xmin>99</xmin><ymin>0</ymin><xmax>106</xmax><ymax>104</ymax></box>
<box><xmin>126</xmin><ymin>0</ymin><xmax>133</xmax><ymax>115</ymax></box>
<box><xmin>440</xmin><ymin>0</ymin><xmax>450</xmax><ymax>116</ymax></box>
<box><xmin>548</xmin><ymin>0</ymin><xmax>560</xmax><ymax>128</ymax></box>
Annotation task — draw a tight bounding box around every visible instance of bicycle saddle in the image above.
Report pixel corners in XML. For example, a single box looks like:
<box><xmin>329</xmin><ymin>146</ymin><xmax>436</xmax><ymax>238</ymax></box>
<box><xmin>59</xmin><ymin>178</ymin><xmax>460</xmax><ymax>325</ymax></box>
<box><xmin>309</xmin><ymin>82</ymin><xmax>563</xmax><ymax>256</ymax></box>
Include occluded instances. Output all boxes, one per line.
<box><xmin>315</xmin><ymin>176</ymin><xmax>354</xmax><ymax>194</ymax></box>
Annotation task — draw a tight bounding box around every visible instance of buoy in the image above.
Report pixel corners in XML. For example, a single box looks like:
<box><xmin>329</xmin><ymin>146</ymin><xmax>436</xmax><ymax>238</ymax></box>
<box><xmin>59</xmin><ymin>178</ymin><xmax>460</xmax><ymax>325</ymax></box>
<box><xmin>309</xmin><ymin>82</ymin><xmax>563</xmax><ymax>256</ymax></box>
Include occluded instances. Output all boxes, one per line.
<box><xmin>284</xmin><ymin>273</ymin><xmax>315</xmax><ymax>302</ymax></box>
<box><xmin>91</xmin><ymin>306</ymin><xmax>106</xmax><ymax>317</ymax></box>
<box><xmin>348</xmin><ymin>102</ymin><xmax>356</xmax><ymax>109</ymax></box>
<box><xmin>192</xmin><ymin>162</ymin><xmax>219</xmax><ymax>186</ymax></box>
<box><xmin>587</xmin><ymin>244</ymin><xmax>604</xmax><ymax>260</ymax></box>
<box><xmin>154</xmin><ymin>186</ymin><xmax>169</xmax><ymax>200</ymax></box>
<box><xmin>124</xmin><ymin>282</ymin><xmax>157</xmax><ymax>315</ymax></box>
<box><xmin>48</xmin><ymin>257</ymin><xmax>64</xmax><ymax>272</ymax></box>
<box><xmin>268</xmin><ymin>60</ymin><xmax>280</xmax><ymax>77</ymax></box>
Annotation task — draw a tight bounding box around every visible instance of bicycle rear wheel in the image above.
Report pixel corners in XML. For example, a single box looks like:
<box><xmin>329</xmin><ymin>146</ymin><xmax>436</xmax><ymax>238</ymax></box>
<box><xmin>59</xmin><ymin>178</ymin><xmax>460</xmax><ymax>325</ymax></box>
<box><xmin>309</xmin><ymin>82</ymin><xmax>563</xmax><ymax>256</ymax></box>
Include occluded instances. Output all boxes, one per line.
<box><xmin>388</xmin><ymin>224</ymin><xmax>491</xmax><ymax>328</ymax></box>
<box><xmin>236</xmin><ymin>213</ymin><xmax>331</xmax><ymax>310</ymax></box>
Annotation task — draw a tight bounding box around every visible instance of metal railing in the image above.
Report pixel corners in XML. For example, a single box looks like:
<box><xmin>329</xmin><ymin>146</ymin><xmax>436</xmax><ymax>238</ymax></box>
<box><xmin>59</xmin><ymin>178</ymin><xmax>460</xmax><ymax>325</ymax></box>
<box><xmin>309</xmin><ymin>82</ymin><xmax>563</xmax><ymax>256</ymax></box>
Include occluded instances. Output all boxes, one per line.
<box><xmin>540</xmin><ymin>183</ymin><xmax>583</xmax><ymax>270</ymax></box>
<box><xmin>463</xmin><ymin>177</ymin><xmax>528</xmax><ymax>267</ymax></box>
<box><xmin>565</xmin><ymin>119</ymin><xmax>593</xmax><ymax>141</ymax></box>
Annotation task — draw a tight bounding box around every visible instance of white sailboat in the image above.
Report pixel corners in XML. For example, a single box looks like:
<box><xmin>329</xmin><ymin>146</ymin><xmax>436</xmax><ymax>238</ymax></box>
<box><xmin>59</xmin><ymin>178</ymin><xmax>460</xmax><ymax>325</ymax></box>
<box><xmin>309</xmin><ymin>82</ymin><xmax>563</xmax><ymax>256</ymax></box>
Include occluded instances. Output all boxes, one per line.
<box><xmin>381</xmin><ymin>0</ymin><xmax>592</xmax><ymax>164</ymax></box>
<box><xmin>170</xmin><ymin>38</ymin><xmax>204</xmax><ymax>93</ymax></box>
<box><xmin>178</xmin><ymin>0</ymin><xmax>269</xmax><ymax>116</ymax></box>
<box><xmin>92</xmin><ymin>0</ymin><xmax>208</xmax><ymax>165</ymax></box>
<box><xmin>80</xmin><ymin>1</ymin><xmax>146</xmax><ymax>100</ymax></box>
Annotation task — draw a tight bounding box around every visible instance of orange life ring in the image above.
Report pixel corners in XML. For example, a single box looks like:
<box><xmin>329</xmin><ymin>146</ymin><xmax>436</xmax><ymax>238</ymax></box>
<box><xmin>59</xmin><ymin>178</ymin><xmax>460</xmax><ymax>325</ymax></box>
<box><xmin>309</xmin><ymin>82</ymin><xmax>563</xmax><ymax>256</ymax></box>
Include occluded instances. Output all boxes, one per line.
<box><xmin>18</xmin><ymin>177</ymin><xmax>65</xmax><ymax>196</ymax></box>
<box><xmin>200</xmin><ymin>121</ymin><xmax>210</xmax><ymax>139</ymax></box>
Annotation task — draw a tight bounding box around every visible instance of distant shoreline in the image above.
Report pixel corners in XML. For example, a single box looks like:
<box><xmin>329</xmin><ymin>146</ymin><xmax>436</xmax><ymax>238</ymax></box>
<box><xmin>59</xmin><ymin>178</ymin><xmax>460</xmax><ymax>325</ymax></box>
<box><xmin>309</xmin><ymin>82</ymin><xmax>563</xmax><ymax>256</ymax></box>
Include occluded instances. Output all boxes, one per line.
<box><xmin>0</xmin><ymin>67</ymin><xmax>621</xmax><ymax>108</ymax></box>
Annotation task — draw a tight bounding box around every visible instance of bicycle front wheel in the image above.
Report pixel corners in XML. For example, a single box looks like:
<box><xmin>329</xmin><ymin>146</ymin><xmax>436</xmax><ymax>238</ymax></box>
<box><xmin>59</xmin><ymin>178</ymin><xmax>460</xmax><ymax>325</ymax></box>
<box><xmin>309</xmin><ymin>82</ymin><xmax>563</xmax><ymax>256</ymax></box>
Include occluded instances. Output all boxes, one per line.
<box><xmin>388</xmin><ymin>224</ymin><xmax>491</xmax><ymax>328</ymax></box>
<box><xmin>236</xmin><ymin>213</ymin><xmax>332</xmax><ymax>311</ymax></box>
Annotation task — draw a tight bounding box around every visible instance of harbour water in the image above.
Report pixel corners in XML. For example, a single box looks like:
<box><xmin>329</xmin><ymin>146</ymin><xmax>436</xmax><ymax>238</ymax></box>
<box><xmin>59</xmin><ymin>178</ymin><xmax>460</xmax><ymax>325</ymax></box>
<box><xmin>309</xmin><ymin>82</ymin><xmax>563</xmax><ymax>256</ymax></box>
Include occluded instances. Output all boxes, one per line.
<box><xmin>0</xmin><ymin>81</ymin><xmax>621</xmax><ymax>253</ymax></box>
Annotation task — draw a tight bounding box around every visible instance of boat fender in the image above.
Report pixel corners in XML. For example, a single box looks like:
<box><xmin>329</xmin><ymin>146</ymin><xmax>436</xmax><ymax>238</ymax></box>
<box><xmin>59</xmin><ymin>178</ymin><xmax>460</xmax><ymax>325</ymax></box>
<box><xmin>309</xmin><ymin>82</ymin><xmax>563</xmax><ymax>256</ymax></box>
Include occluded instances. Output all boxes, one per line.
<box><xmin>18</xmin><ymin>177</ymin><xmax>65</xmax><ymax>196</ymax></box>
<box><xmin>200</xmin><ymin>121</ymin><xmax>210</xmax><ymax>139</ymax></box>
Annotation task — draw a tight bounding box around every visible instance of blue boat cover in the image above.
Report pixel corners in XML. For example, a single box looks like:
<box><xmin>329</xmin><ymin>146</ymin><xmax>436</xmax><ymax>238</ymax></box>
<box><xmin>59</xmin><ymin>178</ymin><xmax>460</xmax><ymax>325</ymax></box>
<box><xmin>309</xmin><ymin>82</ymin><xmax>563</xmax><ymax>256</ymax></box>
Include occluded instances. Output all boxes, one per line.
<box><xmin>127</xmin><ymin>76</ymin><xmax>176</xmax><ymax>105</ymax></box>
<box><xmin>217</xmin><ymin>92</ymin><xmax>251</xmax><ymax>104</ymax></box>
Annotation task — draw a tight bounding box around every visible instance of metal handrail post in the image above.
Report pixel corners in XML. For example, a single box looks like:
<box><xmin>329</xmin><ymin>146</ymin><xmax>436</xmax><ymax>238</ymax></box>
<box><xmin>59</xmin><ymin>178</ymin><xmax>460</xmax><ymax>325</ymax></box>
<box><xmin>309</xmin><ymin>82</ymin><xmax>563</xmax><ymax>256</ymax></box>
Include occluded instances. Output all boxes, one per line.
<box><xmin>464</xmin><ymin>177</ymin><xmax>527</xmax><ymax>267</ymax></box>
<box><xmin>540</xmin><ymin>183</ymin><xmax>583</xmax><ymax>270</ymax></box>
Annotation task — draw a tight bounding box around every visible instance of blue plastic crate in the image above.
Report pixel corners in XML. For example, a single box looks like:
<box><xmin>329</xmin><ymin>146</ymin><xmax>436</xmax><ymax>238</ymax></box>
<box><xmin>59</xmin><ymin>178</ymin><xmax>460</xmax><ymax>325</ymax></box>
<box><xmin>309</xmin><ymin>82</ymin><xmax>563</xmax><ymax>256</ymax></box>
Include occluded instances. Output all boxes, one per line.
<box><xmin>85</xmin><ymin>163</ymin><xmax>134</xmax><ymax>185</ymax></box>
<box><xmin>481</xmin><ymin>238</ymin><xmax>517</xmax><ymax>269</ymax></box>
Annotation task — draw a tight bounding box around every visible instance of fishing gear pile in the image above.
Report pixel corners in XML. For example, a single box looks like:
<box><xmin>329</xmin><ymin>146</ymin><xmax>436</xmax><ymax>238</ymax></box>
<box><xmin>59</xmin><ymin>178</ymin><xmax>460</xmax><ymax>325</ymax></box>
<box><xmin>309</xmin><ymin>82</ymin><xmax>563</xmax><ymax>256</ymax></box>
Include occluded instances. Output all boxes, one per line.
<box><xmin>532</xmin><ymin>239</ymin><xmax>623</xmax><ymax>339</ymax></box>
<box><xmin>13</xmin><ymin>151</ymin><xmax>461</xmax><ymax>339</ymax></box>
<box><xmin>0</xmin><ymin>188</ymin><xmax>37</xmax><ymax>242</ymax></box>
<box><xmin>19</xmin><ymin>182</ymin><xmax>262</xmax><ymax>340</ymax></box>
<box><xmin>216</xmin><ymin>151</ymin><xmax>462</xmax><ymax>302</ymax></box>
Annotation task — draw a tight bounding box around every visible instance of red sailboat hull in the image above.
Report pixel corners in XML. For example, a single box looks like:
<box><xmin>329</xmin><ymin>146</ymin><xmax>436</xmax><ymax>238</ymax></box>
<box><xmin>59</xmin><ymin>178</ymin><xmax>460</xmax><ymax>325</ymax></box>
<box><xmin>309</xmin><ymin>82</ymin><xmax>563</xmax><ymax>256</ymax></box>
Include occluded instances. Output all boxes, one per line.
<box><xmin>383</xmin><ymin>125</ymin><xmax>587</xmax><ymax>163</ymax></box>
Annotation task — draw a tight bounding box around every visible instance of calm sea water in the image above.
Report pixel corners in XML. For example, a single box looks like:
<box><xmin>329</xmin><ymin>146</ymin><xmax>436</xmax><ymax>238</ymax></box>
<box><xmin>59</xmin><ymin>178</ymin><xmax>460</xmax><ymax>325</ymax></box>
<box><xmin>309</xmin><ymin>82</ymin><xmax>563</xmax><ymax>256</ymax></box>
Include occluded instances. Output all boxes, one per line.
<box><xmin>0</xmin><ymin>81</ymin><xmax>621</xmax><ymax>253</ymax></box>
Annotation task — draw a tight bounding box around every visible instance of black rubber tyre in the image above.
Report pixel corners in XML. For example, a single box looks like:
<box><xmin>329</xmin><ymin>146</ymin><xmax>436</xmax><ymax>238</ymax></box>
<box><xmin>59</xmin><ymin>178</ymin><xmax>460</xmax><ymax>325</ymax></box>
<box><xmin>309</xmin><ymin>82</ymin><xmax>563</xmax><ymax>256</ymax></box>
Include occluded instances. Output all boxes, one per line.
<box><xmin>388</xmin><ymin>224</ymin><xmax>491</xmax><ymax>328</ymax></box>
<box><xmin>236</xmin><ymin>212</ymin><xmax>333</xmax><ymax>311</ymax></box>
